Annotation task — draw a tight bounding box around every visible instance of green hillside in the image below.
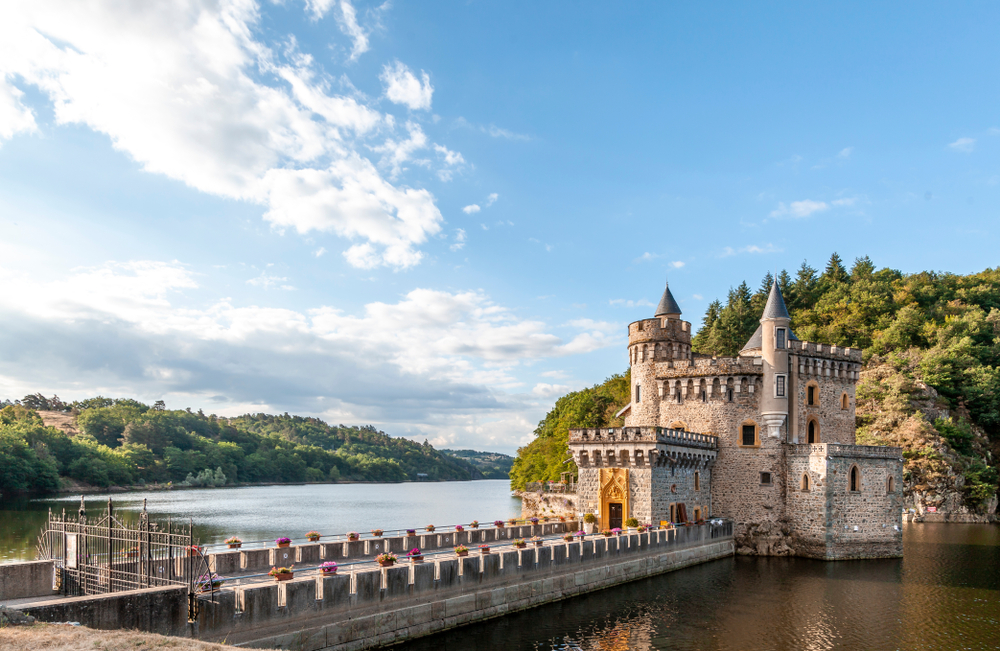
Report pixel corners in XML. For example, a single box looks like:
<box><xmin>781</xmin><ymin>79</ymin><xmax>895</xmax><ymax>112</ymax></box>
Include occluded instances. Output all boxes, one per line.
<box><xmin>439</xmin><ymin>449</ymin><xmax>515</xmax><ymax>479</ymax></box>
<box><xmin>0</xmin><ymin>397</ymin><xmax>479</xmax><ymax>494</ymax></box>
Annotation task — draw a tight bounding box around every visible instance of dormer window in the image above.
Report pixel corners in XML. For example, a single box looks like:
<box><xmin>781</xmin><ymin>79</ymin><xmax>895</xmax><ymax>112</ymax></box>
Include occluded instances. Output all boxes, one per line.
<box><xmin>775</xmin><ymin>327</ymin><xmax>786</xmax><ymax>349</ymax></box>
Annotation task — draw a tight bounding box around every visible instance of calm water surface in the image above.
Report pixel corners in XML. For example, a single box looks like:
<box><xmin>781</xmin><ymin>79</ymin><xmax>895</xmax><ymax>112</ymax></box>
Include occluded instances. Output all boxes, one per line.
<box><xmin>0</xmin><ymin>480</ymin><xmax>522</xmax><ymax>562</ymax></box>
<box><xmin>397</xmin><ymin>522</ymin><xmax>1000</xmax><ymax>651</ymax></box>
<box><xmin>2</xmin><ymin>485</ymin><xmax>997</xmax><ymax>650</ymax></box>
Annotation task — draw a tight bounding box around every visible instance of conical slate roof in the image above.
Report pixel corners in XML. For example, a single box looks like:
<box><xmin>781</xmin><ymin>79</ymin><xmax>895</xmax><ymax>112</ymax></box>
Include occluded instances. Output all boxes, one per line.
<box><xmin>761</xmin><ymin>278</ymin><xmax>791</xmax><ymax>320</ymax></box>
<box><xmin>654</xmin><ymin>281</ymin><xmax>682</xmax><ymax>317</ymax></box>
<box><xmin>740</xmin><ymin>280</ymin><xmax>797</xmax><ymax>352</ymax></box>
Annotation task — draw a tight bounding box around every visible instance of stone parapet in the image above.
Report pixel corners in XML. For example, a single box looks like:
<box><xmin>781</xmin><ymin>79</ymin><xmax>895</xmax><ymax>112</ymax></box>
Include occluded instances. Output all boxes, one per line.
<box><xmin>788</xmin><ymin>443</ymin><xmax>903</xmax><ymax>459</ymax></box>
<box><xmin>569</xmin><ymin>427</ymin><xmax>717</xmax><ymax>449</ymax></box>
<box><xmin>192</xmin><ymin>522</ymin><xmax>733</xmax><ymax>650</ymax></box>
<box><xmin>788</xmin><ymin>339</ymin><xmax>864</xmax><ymax>362</ymax></box>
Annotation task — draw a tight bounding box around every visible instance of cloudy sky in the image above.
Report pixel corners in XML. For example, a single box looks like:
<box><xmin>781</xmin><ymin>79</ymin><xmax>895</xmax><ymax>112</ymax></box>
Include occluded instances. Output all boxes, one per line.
<box><xmin>1</xmin><ymin>2</ymin><xmax>998</xmax><ymax>453</ymax></box>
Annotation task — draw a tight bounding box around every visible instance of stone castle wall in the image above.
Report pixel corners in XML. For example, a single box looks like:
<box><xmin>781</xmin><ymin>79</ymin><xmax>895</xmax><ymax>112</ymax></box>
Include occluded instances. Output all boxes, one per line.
<box><xmin>786</xmin><ymin>444</ymin><xmax>904</xmax><ymax>559</ymax></box>
<box><xmin>792</xmin><ymin>368</ymin><xmax>855</xmax><ymax>445</ymax></box>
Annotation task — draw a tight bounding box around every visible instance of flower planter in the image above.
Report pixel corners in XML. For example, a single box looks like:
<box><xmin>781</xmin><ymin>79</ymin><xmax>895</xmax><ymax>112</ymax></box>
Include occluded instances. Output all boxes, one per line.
<box><xmin>533</xmin><ymin>541</ymin><xmax>543</xmax><ymax>547</ymax></box>
<box><xmin>277</xmin><ymin>542</ymin><xmax>291</xmax><ymax>548</ymax></box>
<box><xmin>199</xmin><ymin>583</ymin><xmax>223</xmax><ymax>592</ymax></box>
<box><xmin>378</xmin><ymin>559</ymin><xmax>395</xmax><ymax>567</ymax></box>
<box><xmin>321</xmin><ymin>568</ymin><xmax>338</xmax><ymax>576</ymax></box>
<box><xmin>306</xmin><ymin>537</ymin><xmax>320</xmax><ymax>543</ymax></box>
<box><xmin>514</xmin><ymin>543</ymin><xmax>526</xmax><ymax>549</ymax></box>
<box><xmin>347</xmin><ymin>537</ymin><xmax>359</xmax><ymax>542</ymax></box>
<box><xmin>273</xmin><ymin>572</ymin><xmax>293</xmax><ymax>582</ymax></box>
<box><xmin>480</xmin><ymin>548</ymin><xmax>490</xmax><ymax>555</ymax></box>
<box><xmin>187</xmin><ymin>547</ymin><xmax>203</xmax><ymax>556</ymax></box>
<box><xmin>228</xmin><ymin>543</ymin><xmax>242</xmax><ymax>549</ymax></box>
<box><xmin>456</xmin><ymin>550</ymin><xmax>468</xmax><ymax>557</ymax></box>
<box><xmin>409</xmin><ymin>555</ymin><xmax>424</xmax><ymax>563</ymax></box>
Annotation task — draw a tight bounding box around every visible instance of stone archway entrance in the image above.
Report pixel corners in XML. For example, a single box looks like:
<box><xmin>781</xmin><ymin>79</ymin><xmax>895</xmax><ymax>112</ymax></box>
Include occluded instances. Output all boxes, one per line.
<box><xmin>599</xmin><ymin>468</ymin><xmax>629</xmax><ymax>531</ymax></box>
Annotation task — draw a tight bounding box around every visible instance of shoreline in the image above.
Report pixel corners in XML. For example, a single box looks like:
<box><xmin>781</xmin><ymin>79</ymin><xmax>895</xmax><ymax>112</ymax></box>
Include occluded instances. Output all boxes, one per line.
<box><xmin>0</xmin><ymin>477</ymin><xmax>516</xmax><ymax>503</ymax></box>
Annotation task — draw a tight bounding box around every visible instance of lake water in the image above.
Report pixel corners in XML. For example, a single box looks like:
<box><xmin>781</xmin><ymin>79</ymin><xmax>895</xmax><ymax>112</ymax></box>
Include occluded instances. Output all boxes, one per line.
<box><xmin>2</xmin><ymin>483</ymin><xmax>998</xmax><ymax>650</ymax></box>
<box><xmin>0</xmin><ymin>480</ymin><xmax>523</xmax><ymax>562</ymax></box>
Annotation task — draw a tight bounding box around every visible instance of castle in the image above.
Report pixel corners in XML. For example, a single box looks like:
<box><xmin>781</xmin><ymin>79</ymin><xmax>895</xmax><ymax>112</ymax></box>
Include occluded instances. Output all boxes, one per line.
<box><xmin>568</xmin><ymin>279</ymin><xmax>904</xmax><ymax>559</ymax></box>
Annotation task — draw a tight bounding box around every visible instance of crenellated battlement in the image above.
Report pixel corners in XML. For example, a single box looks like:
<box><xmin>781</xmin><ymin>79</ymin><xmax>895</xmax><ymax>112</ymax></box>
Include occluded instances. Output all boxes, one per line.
<box><xmin>789</xmin><ymin>339</ymin><xmax>863</xmax><ymax>362</ymax></box>
<box><xmin>628</xmin><ymin>318</ymin><xmax>691</xmax><ymax>345</ymax></box>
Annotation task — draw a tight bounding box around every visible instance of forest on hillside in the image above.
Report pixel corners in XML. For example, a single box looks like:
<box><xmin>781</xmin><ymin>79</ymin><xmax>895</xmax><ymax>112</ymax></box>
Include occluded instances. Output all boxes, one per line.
<box><xmin>0</xmin><ymin>395</ymin><xmax>489</xmax><ymax>495</ymax></box>
<box><xmin>511</xmin><ymin>255</ymin><xmax>1000</xmax><ymax>514</ymax></box>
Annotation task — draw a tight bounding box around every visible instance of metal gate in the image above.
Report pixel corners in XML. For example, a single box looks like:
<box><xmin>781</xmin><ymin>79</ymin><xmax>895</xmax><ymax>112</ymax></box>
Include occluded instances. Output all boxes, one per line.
<box><xmin>36</xmin><ymin>497</ymin><xmax>202</xmax><ymax>601</ymax></box>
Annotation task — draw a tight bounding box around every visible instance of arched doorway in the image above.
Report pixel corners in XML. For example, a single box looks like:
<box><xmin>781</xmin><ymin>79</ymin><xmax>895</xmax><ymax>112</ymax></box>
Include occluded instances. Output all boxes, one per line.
<box><xmin>599</xmin><ymin>468</ymin><xmax>629</xmax><ymax>531</ymax></box>
<box><xmin>808</xmin><ymin>419</ymin><xmax>820</xmax><ymax>444</ymax></box>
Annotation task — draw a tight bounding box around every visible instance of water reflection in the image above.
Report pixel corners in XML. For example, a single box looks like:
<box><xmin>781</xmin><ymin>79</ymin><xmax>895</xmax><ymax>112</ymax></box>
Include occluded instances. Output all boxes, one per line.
<box><xmin>396</xmin><ymin>523</ymin><xmax>1000</xmax><ymax>651</ymax></box>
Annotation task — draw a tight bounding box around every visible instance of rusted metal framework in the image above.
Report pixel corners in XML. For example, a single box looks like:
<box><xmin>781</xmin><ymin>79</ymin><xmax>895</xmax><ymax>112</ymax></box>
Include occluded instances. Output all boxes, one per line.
<box><xmin>36</xmin><ymin>497</ymin><xmax>205</xmax><ymax>613</ymax></box>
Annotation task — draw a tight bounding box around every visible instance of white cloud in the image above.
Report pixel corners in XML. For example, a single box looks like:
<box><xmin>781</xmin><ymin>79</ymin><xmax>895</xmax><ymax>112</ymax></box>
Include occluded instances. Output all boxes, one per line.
<box><xmin>721</xmin><ymin>243</ymin><xmax>781</xmax><ymax>257</ymax></box>
<box><xmin>0</xmin><ymin>77</ymin><xmax>37</xmax><ymax>143</ymax></box>
<box><xmin>463</xmin><ymin>204</ymin><xmax>481</xmax><ymax>214</ymax></box>
<box><xmin>532</xmin><ymin>383</ymin><xmax>570</xmax><ymax>398</ymax></box>
<box><xmin>988</xmin><ymin>127</ymin><xmax>1000</xmax><ymax>136</ymax></box>
<box><xmin>948</xmin><ymin>137</ymin><xmax>976</xmax><ymax>153</ymax></box>
<box><xmin>247</xmin><ymin>271</ymin><xmax>295</xmax><ymax>291</ymax></box>
<box><xmin>831</xmin><ymin>197</ymin><xmax>857</xmax><ymax>207</ymax></box>
<box><xmin>693</xmin><ymin>294</ymin><xmax>703</xmax><ymax>300</ymax></box>
<box><xmin>0</xmin><ymin>260</ymin><xmax>621</xmax><ymax>451</ymax></box>
<box><xmin>0</xmin><ymin>1</ymin><xmax>453</xmax><ymax>270</ymax></box>
<box><xmin>770</xmin><ymin>200</ymin><xmax>829</xmax><ymax>218</ymax></box>
<box><xmin>485</xmin><ymin>193</ymin><xmax>499</xmax><ymax>206</ymax></box>
<box><xmin>380</xmin><ymin>60</ymin><xmax>433</xmax><ymax>111</ymax></box>
<box><xmin>450</xmin><ymin>228</ymin><xmax>466</xmax><ymax>252</ymax></box>
<box><xmin>837</xmin><ymin>147</ymin><xmax>853</xmax><ymax>159</ymax></box>
<box><xmin>609</xmin><ymin>298</ymin><xmax>654</xmax><ymax>308</ymax></box>
<box><xmin>373</xmin><ymin>121</ymin><xmax>428</xmax><ymax>178</ymax></box>
<box><xmin>670</xmin><ymin>261</ymin><xmax>685</xmax><ymax>269</ymax></box>
<box><xmin>314</xmin><ymin>247</ymin><xmax>327</xmax><ymax>257</ymax></box>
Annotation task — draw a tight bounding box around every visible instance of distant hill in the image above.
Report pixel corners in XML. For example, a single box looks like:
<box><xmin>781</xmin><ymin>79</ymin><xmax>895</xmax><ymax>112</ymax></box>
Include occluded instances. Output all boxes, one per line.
<box><xmin>439</xmin><ymin>449</ymin><xmax>514</xmax><ymax>479</ymax></box>
<box><xmin>0</xmin><ymin>397</ymin><xmax>484</xmax><ymax>494</ymax></box>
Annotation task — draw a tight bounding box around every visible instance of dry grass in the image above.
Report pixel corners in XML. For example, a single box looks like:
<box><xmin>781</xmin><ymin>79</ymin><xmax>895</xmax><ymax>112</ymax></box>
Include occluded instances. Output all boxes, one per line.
<box><xmin>37</xmin><ymin>410</ymin><xmax>80</xmax><ymax>436</ymax></box>
<box><xmin>0</xmin><ymin>623</ymin><xmax>272</xmax><ymax>651</ymax></box>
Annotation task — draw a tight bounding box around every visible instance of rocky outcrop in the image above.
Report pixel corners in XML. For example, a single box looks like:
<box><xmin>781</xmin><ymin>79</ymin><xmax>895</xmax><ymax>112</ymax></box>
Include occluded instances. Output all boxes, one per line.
<box><xmin>856</xmin><ymin>362</ymin><xmax>997</xmax><ymax>521</ymax></box>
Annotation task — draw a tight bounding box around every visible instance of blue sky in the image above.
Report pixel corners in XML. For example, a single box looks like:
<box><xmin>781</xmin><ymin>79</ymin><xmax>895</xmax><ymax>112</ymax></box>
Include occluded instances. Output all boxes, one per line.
<box><xmin>1</xmin><ymin>2</ymin><xmax>998</xmax><ymax>453</ymax></box>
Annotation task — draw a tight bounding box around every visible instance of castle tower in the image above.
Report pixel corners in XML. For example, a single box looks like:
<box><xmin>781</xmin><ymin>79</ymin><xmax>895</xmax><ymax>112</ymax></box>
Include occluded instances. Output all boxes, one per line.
<box><xmin>624</xmin><ymin>279</ymin><xmax>691</xmax><ymax>426</ymax></box>
<box><xmin>757</xmin><ymin>279</ymin><xmax>792</xmax><ymax>438</ymax></box>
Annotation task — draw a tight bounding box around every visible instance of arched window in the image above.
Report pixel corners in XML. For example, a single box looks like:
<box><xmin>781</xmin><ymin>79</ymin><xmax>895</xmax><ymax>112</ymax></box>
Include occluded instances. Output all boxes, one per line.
<box><xmin>887</xmin><ymin>476</ymin><xmax>895</xmax><ymax>493</ymax></box>
<box><xmin>740</xmin><ymin>420</ymin><xmax>759</xmax><ymax>447</ymax></box>
<box><xmin>841</xmin><ymin>393</ymin><xmax>849</xmax><ymax>410</ymax></box>
<box><xmin>694</xmin><ymin>471</ymin><xmax>700</xmax><ymax>491</ymax></box>
<box><xmin>850</xmin><ymin>466</ymin><xmax>860</xmax><ymax>492</ymax></box>
<box><xmin>801</xmin><ymin>473</ymin><xmax>810</xmax><ymax>491</ymax></box>
<box><xmin>807</xmin><ymin>419</ymin><xmax>820</xmax><ymax>444</ymax></box>
<box><xmin>806</xmin><ymin>381</ymin><xmax>819</xmax><ymax>406</ymax></box>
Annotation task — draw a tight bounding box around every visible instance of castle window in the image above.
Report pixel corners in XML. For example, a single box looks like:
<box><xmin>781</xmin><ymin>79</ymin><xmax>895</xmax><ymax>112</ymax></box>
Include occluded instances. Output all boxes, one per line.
<box><xmin>887</xmin><ymin>476</ymin><xmax>895</xmax><ymax>493</ymax></box>
<box><xmin>807</xmin><ymin>419</ymin><xmax>820</xmax><ymax>444</ymax></box>
<box><xmin>741</xmin><ymin>423</ymin><xmax>758</xmax><ymax>447</ymax></box>
<box><xmin>760</xmin><ymin>472</ymin><xmax>773</xmax><ymax>486</ymax></box>
<box><xmin>635</xmin><ymin>384</ymin><xmax>641</xmax><ymax>403</ymax></box>
<box><xmin>801</xmin><ymin>473</ymin><xmax>810</xmax><ymax>491</ymax></box>
<box><xmin>808</xmin><ymin>385</ymin><xmax>816</xmax><ymax>405</ymax></box>
<box><xmin>776</xmin><ymin>328</ymin><xmax>786</xmax><ymax>349</ymax></box>
<box><xmin>701</xmin><ymin>390</ymin><xmax>707</xmax><ymax>403</ymax></box>
<box><xmin>727</xmin><ymin>388</ymin><xmax>734</xmax><ymax>402</ymax></box>
<box><xmin>694</xmin><ymin>472</ymin><xmax>700</xmax><ymax>491</ymax></box>
<box><xmin>670</xmin><ymin>484</ymin><xmax>677</xmax><ymax>493</ymax></box>
<box><xmin>776</xmin><ymin>374</ymin><xmax>786</xmax><ymax>398</ymax></box>
<box><xmin>841</xmin><ymin>393</ymin><xmax>849</xmax><ymax>410</ymax></box>
<box><xmin>850</xmin><ymin>466</ymin><xmax>860</xmax><ymax>492</ymax></box>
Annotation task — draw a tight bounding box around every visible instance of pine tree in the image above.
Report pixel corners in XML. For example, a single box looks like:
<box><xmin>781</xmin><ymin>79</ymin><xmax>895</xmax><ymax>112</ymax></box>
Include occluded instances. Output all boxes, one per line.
<box><xmin>794</xmin><ymin>261</ymin><xmax>819</xmax><ymax>307</ymax></box>
<box><xmin>822</xmin><ymin>252</ymin><xmax>849</xmax><ymax>286</ymax></box>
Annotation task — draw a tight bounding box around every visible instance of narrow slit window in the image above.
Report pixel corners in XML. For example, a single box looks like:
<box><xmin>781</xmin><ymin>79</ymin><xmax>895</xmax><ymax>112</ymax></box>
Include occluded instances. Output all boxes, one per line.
<box><xmin>808</xmin><ymin>385</ymin><xmax>815</xmax><ymax>405</ymax></box>
<box><xmin>776</xmin><ymin>328</ymin><xmax>786</xmax><ymax>349</ymax></box>
<box><xmin>635</xmin><ymin>384</ymin><xmax>641</xmax><ymax>403</ymax></box>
